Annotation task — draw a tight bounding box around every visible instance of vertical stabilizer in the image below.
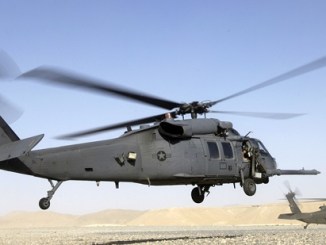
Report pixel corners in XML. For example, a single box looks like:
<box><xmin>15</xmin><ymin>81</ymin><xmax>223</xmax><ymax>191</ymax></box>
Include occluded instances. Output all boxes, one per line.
<box><xmin>0</xmin><ymin>116</ymin><xmax>43</xmax><ymax>162</ymax></box>
<box><xmin>286</xmin><ymin>191</ymin><xmax>302</xmax><ymax>214</ymax></box>
<box><xmin>0</xmin><ymin>116</ymin><xmax>19</xmax><ymax>144</ymax></box>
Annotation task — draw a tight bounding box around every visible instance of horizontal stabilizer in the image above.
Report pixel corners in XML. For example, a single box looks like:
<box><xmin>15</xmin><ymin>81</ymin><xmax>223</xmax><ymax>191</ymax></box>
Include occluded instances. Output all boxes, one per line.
<box><xmin>278</xmin><ymin>213</ymin><xmax>296</xmax><ymax>220</ymax></box>
<box><xmin>267</xmin><ymin>169</ymin><xmax>320</xmax><ymax>176</ymax></box>
<box><xmin>0</xmin><ymin>134</ymin><xmax>44</xmax><ymax>161</ymax></box>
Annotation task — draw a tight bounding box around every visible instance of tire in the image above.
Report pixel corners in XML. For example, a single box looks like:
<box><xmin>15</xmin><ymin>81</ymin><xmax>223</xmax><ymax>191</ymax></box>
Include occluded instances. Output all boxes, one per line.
<box><xmin>243</xmin><ymin>178</ymin><xmax>256</xmax><ymax>196</ymax></box>
<box><xmin>39</xmin><ymin>198</ymin><xmax>51</xmax><ymax>210</ymax></box>
<box><xmin>191</xmin><ymin>187</ymin><xmax>205</xmax><ymax>203</ymax></box>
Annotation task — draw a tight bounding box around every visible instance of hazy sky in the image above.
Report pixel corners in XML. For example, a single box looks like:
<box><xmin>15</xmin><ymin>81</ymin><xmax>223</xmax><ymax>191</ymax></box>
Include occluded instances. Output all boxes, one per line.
<box><xmin>0</xmin><ymin>1</ymin><xmax>326</xmax><ymax>215</ymax></box>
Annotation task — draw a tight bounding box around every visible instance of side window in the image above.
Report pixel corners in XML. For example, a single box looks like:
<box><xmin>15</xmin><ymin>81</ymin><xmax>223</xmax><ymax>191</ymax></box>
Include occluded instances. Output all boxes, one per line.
<box><xmin>207</xmin><ymin>142</ymin><xmax>220</xmax><ymax>159</ymax></box>
<box><xmin>221</xmin><ymin>142</ymin><xmax>234</xmax><ymax>159</ymax></box>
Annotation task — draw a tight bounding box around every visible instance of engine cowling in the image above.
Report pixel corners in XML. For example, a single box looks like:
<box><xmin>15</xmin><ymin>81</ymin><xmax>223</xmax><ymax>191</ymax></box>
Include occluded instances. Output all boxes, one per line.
<box><xmin>158</xmin><ymin>118</ymin><xmax>232</xmax><ymax>139</ymax></box>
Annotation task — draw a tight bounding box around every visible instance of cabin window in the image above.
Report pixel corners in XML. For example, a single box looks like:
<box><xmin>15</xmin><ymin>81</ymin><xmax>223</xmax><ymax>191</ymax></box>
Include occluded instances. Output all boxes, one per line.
<box><xmin>222</xmin><ymin>142</ymin><xmax>234</xmax><ymax>159</ymax></box>
<box><xmin>207</xmin><ymin>142</ymin><xmax>220</xmax><ymax>159</ymax></box>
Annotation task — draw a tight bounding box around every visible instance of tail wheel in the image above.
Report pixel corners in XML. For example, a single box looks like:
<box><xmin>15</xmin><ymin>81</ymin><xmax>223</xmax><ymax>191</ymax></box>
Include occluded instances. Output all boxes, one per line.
<box><xmin>39</xmin><ymin>198</ymin><xmax>51</xmax><ymax>210</ymax></box>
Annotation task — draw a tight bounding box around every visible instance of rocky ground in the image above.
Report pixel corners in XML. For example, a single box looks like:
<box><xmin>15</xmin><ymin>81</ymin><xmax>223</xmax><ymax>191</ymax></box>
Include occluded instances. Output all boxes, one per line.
<box><xmin>0</xmin><ymin>226</ymin><xmax>325</xmax><ymax>245</ymax></box>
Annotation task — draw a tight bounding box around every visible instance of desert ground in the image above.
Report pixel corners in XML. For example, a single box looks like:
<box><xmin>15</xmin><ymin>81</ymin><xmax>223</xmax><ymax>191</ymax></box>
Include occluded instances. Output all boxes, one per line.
<box><xmin>0</xmin><ymin>201</ymin><xmax>325</xmax><ymax>244</ymax></box>
<box><xmin>0</xmin><ymin>226</ymin><xmax>326</xmax><ymax>245</ymax></box>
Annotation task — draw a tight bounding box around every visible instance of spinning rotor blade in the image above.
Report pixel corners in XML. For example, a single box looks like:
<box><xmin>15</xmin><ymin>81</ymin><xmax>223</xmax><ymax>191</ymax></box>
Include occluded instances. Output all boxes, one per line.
<box><xmin>0</xmin><ymin>96</ymin><xmax>23</xmax><ymax>123</ymax></box>
<box><xmin>15</xmin><ymin>56</ymin><xmax>326</xmax><ymax>139</ymax></box>
<box><xmin>211</xmin><ymin>56</ymin><xmax>326</xmax><ymax>106</ymax></box>
<box><xmin>18</xmin><ymin>67</ymin><xmax>182</xmax><ymax>110</ymax></box>
<box><xmin>298</xmin><ymin>198</ymin><xmax>326</xmax><ymax>202</ymax></box>
<box><xmin>57</xmin><ymin>112</ymin><xmax>176</xmax><ymax>139</ymax></box>
<box><xmin>18</xmin><ymin>56</ymin><xmax>326</xmax><ymax>118</ymax></box>
<box><xmin>0</xmin><ymin>50</ymin><xmax>21</xmax><ymax>79</ymax></box>
<box><xmin>284</xmin><ymin>181</ymin><xmax>301</xmax><ymax>196</ymax></box>
<box><xmin>0</xmin><ymin>51</ymin><xmax>23</xmax><ymax>123</ymax></box>
<box><xmin>210</xmin><ymin>110</ymin><xmax>305</xmax><ymax>120</ymax></box>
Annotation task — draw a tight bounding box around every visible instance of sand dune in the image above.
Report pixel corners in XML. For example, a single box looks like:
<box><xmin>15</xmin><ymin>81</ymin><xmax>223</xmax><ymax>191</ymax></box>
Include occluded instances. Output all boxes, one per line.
<box><xmin>0</xmin><ymin>201</ymin><xmax>324</xmax><ymax>228</ymax></box>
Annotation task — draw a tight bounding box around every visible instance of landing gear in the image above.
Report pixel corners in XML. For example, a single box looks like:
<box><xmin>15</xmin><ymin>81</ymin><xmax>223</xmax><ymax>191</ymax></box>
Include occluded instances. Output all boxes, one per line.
<box><xmin>39</xmin><ymin>179</ymin><xmax>64</xmax><ymax>210</ymax></box>
<box><xmin>243</xmin><ymin>178</ymin><xmax>256</xmax><ymax>196</ymax></box>
<box><xmin>191</xmin><ymin>185</ymin><xmax>210</xmax><ymax>203</ymax></box>
<box><xmin>39</xmin><ymin>197</ymin><xmax>51</xmax><ymax>210</ymax></box>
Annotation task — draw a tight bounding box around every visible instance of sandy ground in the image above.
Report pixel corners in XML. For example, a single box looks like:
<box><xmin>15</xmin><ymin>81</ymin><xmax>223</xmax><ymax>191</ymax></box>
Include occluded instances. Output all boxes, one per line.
<box><xmin>1</xmin><ymin>202</ymin><xmax>326</xmax><ymax>244</ymax></box>
<box><xmin>0</xmin><ymin>226</ymin><xmax>325</xmax><ymax>245</ymax></box>
<box><xmin>2</xmin><ymin>202</ymin><xmax>325</xmax><ymax>228</ymax></box>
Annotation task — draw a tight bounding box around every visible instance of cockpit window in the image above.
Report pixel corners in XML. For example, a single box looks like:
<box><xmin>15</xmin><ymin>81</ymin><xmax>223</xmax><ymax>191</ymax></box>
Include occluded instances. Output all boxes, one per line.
<box><xmin>222</xmin><ymin>142</ymin><xmax>234</xmax><ymax>159</ymax></box>
<box><xmin>257</xmin><ymin>141</ymin><xmax>269</xmax><ymax>155</ymax></box>
<box><xmin>207</xmin><ymin>142</ymin><xmax>220</xmax><ymax>159</ymax></box>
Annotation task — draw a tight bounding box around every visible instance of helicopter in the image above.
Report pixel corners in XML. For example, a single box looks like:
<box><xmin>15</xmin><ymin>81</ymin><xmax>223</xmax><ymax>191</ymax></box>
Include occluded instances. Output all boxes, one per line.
<box><xmin>0</xmin><ymin>54</ymin><xmax>324</xmax><ymax>210</ymax></box>
<box><xmin>279</xmin><ymin>185</ymin><xmax>326</xmax><ymax>229</ymax></box>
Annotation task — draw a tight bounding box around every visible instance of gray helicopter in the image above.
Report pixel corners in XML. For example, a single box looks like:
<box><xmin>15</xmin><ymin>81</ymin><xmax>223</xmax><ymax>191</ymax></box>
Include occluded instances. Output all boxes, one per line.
<box><xmin>0</xmin><ymin>55</ymin><xmax>324</xmax><ymax>210</ymax></box>
<box><xmin>279</xmin><ymin>187</ymin><xmax>326</xmax><ymax>229</ymax></box>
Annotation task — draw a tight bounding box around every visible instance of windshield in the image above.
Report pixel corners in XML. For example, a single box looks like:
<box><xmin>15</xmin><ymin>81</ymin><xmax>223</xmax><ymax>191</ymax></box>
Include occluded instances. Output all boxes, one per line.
<box><xmin>257</xmin><ymin>140</ymin><xmax>270</xmax><ymax>155</ymax></box>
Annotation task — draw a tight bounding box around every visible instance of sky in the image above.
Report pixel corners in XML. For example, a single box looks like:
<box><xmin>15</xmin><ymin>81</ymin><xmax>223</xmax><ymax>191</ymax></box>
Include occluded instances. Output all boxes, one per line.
<box><xmin>0</xmin><ymin>0</ymin><xmax>326</xmax><ymax>215</ymax></box>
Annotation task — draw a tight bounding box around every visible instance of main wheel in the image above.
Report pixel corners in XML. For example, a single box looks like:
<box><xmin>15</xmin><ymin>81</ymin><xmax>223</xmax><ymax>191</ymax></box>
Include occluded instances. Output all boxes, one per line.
<box><xmin>39</xmin><ymin>197</ymin><xmax>51</xmax><ymax>210</ymax></box>
<box><xmin>243</xmin><ymin>178</ymin><xmax>256</xmax><ymax>196</ymax></box>
<box><xmin>191</xmin><ymin>187</ymin><xmax>205</xmax><ymax>203</ymax></box>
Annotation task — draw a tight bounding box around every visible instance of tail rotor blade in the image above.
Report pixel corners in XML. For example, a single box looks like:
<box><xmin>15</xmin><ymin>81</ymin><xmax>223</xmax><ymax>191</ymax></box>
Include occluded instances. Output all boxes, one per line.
<box><xmin>284</xmin><ymin>180</ymin><xmax>292</xmax><ymax>193</ymax></box>
<box><xmin>0</xmin><ymin>96</ymin><xmax>23</xmax><ymax>123</ymax></box>
<box><xmin>0</xmin><ymin>50</ymin><xmax>21</xmax><ymax>79</ymax></box>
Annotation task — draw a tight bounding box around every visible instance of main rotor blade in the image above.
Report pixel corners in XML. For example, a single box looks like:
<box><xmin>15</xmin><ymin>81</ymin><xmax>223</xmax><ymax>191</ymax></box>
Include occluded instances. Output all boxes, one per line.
<box><xmin>18</xmin><ymin>66</ymin><xmax>182</xmax><ymax>110</ymax></box>
<box><xmin>298</xmin><ymin>198</ymin><xmax>326</xmax><ymax>202</ymax></box>
<box><xmin>210</xmin><ymin>110</ymin><xmax>304</xmax><ymax>120</ymax></box>
<box><xmin>212</xmin><ymin>56</ymin><xmax>326</xmax><ymax>105</ymax></box>
<box><xmin>57</xmin><ymin>112</ymin><xmax>175</xmax><ymax>139</ymax></box>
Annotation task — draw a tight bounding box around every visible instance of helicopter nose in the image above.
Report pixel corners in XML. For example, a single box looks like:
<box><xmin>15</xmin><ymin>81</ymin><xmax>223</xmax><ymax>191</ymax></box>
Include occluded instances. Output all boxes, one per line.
<box><xmin>273</xmin><ymin>158</ymin><xmax>278</xmax><ymax>169</ymax></box>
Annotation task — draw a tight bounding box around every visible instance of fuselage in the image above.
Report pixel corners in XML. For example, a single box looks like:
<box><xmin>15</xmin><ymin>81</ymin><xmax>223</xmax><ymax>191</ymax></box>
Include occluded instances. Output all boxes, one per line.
<box><xmin>280</xmin><ymin>210</ymin><xmax>326</xmax><ymax>225</ymax></box>
<box><xmin>0</xmin><ymin>124</ymin><xmax>276</xmax><ymax>187</ymax></box>
<box><xmin>0</xmin><ymin>117</ymin><xmax>320</xmax><ymax>210</ymax></box>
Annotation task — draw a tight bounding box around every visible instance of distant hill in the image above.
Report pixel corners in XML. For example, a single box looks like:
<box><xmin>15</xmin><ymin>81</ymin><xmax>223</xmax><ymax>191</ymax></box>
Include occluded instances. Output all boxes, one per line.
<box><xmin>0</xmin><ymin>202</ymin><xmax>324</xmax><ymax>228</ymax></box>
